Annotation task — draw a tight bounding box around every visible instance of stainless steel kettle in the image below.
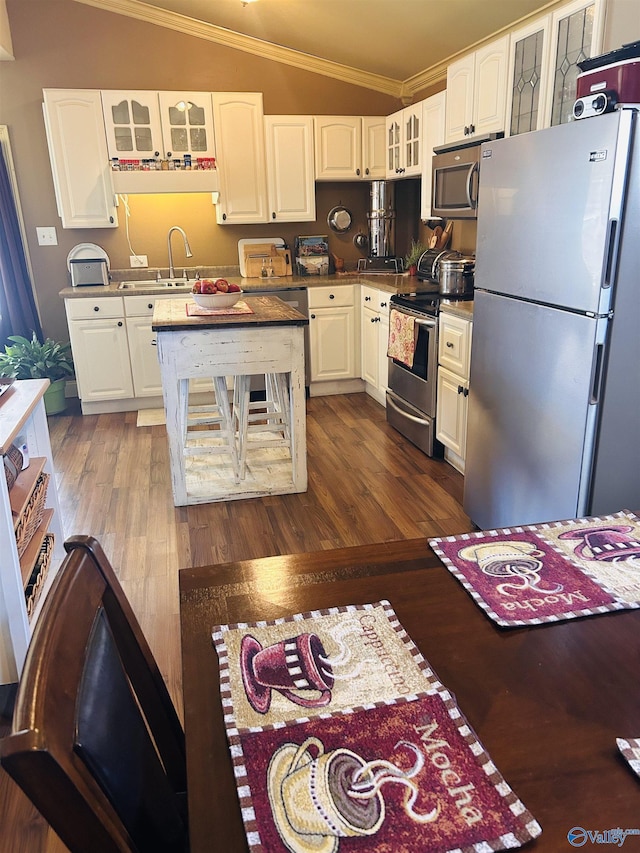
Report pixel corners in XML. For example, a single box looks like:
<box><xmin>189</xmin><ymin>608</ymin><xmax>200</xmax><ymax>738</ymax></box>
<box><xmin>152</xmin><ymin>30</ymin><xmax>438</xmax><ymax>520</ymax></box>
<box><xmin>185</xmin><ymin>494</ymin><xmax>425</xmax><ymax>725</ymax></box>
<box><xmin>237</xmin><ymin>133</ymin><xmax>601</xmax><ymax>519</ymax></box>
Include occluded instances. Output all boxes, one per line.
<box><xmin>437</xmin><ymin>254</ymin><xmax>475</xmax><ymax>296</ymax></box>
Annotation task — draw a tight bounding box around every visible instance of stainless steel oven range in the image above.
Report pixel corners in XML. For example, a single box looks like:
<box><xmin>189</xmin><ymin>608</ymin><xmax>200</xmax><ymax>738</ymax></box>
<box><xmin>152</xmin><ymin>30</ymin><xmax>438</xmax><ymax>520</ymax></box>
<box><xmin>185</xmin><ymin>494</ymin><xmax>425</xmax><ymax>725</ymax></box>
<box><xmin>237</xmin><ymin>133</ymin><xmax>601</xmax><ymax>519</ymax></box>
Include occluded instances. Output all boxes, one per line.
<box><xmin>386</xmin><ymin>289</ymin><xmax>469</xmax><ymax>457</ymax></box>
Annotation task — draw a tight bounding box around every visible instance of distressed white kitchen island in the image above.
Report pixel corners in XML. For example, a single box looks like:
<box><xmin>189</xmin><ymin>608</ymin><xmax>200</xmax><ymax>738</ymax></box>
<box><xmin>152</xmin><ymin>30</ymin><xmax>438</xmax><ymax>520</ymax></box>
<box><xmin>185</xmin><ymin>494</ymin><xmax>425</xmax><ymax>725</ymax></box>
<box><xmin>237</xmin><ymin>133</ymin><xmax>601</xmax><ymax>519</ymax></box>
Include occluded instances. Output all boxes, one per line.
<box><xmin>152</xmin><ymin>295</ymin><xmax>308</xmax><ymax>506</ymax></box>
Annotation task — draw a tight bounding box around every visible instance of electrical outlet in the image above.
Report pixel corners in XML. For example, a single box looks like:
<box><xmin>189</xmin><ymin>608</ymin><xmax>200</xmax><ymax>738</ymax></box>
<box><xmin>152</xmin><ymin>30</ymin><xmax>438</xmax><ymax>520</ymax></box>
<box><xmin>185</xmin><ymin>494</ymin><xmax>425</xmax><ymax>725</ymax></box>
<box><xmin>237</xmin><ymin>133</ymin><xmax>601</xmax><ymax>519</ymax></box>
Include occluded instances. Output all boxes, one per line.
<box><xmin>130</xmin><ymin>255</ymin><xmax>148</xmax><ymax>268</ymax></box>
<box><xmin>36</xmin><ymin>226</ymin><xmax>58</xmax><ymax>246</ymax></box>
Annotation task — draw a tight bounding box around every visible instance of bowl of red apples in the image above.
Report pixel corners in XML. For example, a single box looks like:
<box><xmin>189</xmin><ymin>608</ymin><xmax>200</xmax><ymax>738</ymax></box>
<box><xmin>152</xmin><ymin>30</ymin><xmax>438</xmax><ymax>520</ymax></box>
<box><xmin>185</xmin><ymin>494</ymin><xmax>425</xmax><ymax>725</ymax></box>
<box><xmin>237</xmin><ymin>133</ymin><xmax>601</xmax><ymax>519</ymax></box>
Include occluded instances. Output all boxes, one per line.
<box><xmin>192</xmin><ymin>278</ymin><xmax>243</xmax><ymax>309</ymax></box>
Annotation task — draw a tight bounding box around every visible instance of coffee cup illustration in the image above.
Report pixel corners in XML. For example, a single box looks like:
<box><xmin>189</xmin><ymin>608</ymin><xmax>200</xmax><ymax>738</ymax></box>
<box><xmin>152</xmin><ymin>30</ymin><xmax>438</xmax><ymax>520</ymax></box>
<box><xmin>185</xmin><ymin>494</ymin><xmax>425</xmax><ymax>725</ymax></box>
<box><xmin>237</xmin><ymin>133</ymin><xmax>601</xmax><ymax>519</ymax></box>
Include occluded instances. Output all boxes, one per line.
<box><xmin>458</xmin><ymin>539</ymin><xmax>562</xmax><ymax>595</ymax></box>
<box><xmin>240</xmin><ymin>633</ymin><xmax>334</xmax><ymax>714</ymax></box>
<box><xmin>558</xmin><ymin>525</ymin><xmax>640</xmax><ymax>561</ymax></box>
<box><xmin>268</xmin><ymin>737</ymin><xmax>385</xmax><ymax>853</ymax></box>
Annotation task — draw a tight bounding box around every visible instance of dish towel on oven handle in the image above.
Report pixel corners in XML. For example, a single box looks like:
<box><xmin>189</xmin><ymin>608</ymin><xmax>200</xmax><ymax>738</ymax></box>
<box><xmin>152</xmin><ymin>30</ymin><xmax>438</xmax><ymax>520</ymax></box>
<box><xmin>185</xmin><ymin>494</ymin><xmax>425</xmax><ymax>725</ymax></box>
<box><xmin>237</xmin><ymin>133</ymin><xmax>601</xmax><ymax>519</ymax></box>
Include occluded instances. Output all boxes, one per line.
<box><xmin>387</xmin><ymin>308</ymin><xmax>416</xmax><ymax>368</ymax></box>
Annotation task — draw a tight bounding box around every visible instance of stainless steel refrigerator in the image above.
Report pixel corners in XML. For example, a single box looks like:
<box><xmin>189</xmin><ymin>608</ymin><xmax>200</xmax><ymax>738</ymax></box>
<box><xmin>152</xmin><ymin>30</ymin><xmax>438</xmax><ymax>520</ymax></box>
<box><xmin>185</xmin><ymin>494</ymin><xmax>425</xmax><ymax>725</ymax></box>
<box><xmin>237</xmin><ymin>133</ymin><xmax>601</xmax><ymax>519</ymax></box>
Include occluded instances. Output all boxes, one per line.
<box><xmin>463</xmin><ymin>108</ymin><xmax>640</xmax><ymax>529</ymax></box>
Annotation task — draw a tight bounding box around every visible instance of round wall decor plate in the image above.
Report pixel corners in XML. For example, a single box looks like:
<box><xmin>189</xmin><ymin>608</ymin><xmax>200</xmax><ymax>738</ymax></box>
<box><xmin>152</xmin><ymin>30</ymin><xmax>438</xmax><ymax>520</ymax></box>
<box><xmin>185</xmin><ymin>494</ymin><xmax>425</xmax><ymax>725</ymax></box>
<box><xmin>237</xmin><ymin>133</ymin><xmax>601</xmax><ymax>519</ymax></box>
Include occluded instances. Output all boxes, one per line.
<box><xmin>327</xmin><ymin>206</ymin><xmax>353</xmax><ymax>233</ymax></box>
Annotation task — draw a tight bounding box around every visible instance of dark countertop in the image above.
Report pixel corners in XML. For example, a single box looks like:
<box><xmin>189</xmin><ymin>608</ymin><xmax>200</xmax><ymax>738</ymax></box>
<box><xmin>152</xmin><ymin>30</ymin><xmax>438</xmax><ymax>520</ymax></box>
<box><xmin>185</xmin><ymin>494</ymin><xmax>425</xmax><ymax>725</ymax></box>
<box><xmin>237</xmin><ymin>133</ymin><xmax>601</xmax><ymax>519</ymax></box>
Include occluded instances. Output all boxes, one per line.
<box><xmin>59</xmin><ymin>272</ymin><xmax>436</xmax><ymax>299</ymax></box>
<box><xmin>151</xmin><ymin>295</ymin><xmax>308</xmax><ymax>332</ymax></box>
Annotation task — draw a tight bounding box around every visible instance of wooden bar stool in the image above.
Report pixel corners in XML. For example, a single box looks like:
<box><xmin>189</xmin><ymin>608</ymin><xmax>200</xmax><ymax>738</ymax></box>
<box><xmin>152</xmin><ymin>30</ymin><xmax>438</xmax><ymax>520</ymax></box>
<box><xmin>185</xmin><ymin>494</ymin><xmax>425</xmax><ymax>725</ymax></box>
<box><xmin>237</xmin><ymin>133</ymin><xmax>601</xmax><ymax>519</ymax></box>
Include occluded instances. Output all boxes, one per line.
<box><xmin>183</xmin><ymin>376</ymin><xmax>239</xmax><ymax>483</ymax></box>
<box><xmin>233</xmin><ymin>373</ymin><xmax>292</xmax><ymax>480</ymax></box>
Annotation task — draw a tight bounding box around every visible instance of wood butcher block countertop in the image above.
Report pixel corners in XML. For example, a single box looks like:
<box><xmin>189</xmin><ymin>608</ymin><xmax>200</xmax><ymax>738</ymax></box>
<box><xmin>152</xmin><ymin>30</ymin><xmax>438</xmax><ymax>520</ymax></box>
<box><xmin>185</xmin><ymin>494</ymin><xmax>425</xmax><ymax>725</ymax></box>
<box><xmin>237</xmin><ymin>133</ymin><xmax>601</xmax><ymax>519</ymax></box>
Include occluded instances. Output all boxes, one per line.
<box><xmin>151</xmin><ymin>295</ymin><xmax>308</xmax><ymax>332</ymax></box>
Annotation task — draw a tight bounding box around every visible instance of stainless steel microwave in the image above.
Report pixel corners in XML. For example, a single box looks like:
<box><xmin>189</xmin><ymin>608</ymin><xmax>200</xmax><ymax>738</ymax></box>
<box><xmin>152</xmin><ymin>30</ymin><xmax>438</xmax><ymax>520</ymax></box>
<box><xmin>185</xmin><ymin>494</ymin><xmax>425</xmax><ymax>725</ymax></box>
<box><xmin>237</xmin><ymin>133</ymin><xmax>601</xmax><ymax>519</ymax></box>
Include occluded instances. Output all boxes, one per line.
<box><xmin>431</xmin><ymin>133</ymin><xmax>503</xmax><ymax>219</ymax></box>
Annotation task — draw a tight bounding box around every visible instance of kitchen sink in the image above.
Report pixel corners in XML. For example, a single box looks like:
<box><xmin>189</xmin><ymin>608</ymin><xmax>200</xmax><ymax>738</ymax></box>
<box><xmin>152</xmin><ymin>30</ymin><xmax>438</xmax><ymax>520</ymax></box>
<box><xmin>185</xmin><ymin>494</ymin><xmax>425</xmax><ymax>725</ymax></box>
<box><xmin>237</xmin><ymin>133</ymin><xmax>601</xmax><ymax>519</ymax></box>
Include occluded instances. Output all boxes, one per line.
<box><xmin>118</xmin><ymin>279</ymin><xmax>192</xmax><ymax>290</ymax></box>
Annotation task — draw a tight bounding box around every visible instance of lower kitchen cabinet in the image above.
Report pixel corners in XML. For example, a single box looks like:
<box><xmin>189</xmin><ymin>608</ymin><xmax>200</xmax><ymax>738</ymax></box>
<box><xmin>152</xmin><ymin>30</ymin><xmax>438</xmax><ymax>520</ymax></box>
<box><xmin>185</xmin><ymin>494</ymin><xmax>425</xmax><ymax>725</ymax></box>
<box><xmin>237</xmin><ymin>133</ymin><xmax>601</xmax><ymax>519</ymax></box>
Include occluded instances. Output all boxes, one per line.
<box><xmin>65</xmin><ymin>297</ymin><xmax>134</xmax><ymax>405</ymax></box>
<box><xmin>436</xmin><ymin>311</ymin><xmax>473</xmax><ymax>473</ymax></box>
<box><xmin>308</xmin><ymin>285</ymin><xmax>358</xmax><ymax>384</ymax></box>
<box><xmin>360</xmin><ymin>284</ymin><xmax>390</xmax><ymax>406</ymax></box>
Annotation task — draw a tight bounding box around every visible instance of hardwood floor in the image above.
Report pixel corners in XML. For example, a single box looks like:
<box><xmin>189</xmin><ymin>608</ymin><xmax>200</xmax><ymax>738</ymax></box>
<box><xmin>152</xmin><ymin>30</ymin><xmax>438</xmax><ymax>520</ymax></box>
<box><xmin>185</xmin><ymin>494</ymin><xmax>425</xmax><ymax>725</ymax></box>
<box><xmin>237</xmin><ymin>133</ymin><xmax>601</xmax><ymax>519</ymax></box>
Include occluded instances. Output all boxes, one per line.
<box><xmin>0</xmin><ymin>392</ymin><xmax>472</xmax><ymax>852</ymax></box>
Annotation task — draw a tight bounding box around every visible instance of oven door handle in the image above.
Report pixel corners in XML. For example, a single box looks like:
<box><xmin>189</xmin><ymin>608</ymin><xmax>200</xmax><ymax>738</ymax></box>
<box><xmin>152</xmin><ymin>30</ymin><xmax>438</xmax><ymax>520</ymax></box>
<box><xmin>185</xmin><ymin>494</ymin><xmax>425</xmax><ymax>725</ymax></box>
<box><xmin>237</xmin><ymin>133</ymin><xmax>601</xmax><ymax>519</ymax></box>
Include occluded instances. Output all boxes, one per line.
<box><xmin>386</xmin><ymin>395</ymin><xmax>431</xmax><ymax>425</ymax></box>
<box><xmin>415</xmin><ymin>317</ymin><xmax>436</xmax><ymax>328</ymax></box>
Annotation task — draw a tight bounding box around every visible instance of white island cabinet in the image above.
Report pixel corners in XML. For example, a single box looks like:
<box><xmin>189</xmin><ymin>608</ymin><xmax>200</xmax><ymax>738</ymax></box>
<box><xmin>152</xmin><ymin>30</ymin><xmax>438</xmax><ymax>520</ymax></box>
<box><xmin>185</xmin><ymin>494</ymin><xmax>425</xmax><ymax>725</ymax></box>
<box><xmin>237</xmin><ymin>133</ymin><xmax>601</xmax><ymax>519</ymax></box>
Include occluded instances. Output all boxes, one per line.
<box><xmin>0</xmin><ymin>381</ymin><xmax>65</xmax><ymax>687</ymax></box>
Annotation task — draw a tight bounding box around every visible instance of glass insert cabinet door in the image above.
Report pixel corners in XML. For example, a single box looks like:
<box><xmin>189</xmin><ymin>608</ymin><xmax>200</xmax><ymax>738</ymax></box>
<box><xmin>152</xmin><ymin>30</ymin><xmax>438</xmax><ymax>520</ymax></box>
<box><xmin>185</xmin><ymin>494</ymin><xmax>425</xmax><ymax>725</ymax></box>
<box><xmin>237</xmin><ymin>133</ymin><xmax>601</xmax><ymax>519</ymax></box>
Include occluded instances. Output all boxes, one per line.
<box><xmin>100</xmin><ymin>91</ymin><xmax>164</xmax><ymax>159</ymax></box>
<box><xmin>157</xmin><ymin>92</ymin><xmax>216</xmax><ymax>159</ymax></box>
<box><xmin>506</xmin><ymin>18</ymin><xmax>551</xmax><ymax>136</ymax></box>
<box><xmin>547</xmin><ymin>0</ymin><xmax>605</xmax><ymax>127</ymax></box>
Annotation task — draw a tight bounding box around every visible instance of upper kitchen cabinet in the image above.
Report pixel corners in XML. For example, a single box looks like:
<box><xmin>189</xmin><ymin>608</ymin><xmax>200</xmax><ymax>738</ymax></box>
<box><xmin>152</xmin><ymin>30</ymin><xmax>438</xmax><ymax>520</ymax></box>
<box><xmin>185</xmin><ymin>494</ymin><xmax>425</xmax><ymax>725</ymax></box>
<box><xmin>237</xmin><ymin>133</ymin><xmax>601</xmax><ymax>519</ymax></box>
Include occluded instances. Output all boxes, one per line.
<box><xmin>445</xmin><ymin>35</ymin><xmax>509</xmax><ymax>143</ymax></box>
<box><xmin>264</xmin><ymin>116</ymin><xmax>316</xmax><ymax>222</ymax></box>
<box><xmin>212</xmin><ymin>92</ymin><xmax>268</xmax><ymax>224</ymax></box>
<box><xmin>505</xmin><ymin>18</ymin><xmax>552</xmax><ymax>136</ymax></box>
<box><xmin>362</xmin><ymin>117</ymin><xmax>386</xmax><ymax>179</ymax></box>
<box><xmin>386</xmin><ymin>102</ymin><xmax>423</xmax><ymax>179</ymax></box>
<box><xmin>314</xmin><ymin>116</ymin><xmax>361</xmax><ymax>180</ymax></box>
<box><xmin>100</xmin><ymin>90</ymin><xmax>164</xmax><ymax>160</ymax></box>
<box><xmin>314</xmin><ymin>116</ymin><xmax>384</xmax><ymax>181</ymax></box>
<box><xmin>157</xmin><ymin>91</ymin><xmax>216</xmax><ymax>160</ymax></box>
<box><xmin>420</xmin><ymin>91</ymin><xmax>446</xmax><ymax>220</ymax></box>
<box><xmin>42</xmin><ymin>89</ymin><xmax>117</xmax><ymax>229</ymax></box>
<box><xmin>545</xmin><ymin>0</ymin><xmax>605</xmax><ymax>127</ymax></box>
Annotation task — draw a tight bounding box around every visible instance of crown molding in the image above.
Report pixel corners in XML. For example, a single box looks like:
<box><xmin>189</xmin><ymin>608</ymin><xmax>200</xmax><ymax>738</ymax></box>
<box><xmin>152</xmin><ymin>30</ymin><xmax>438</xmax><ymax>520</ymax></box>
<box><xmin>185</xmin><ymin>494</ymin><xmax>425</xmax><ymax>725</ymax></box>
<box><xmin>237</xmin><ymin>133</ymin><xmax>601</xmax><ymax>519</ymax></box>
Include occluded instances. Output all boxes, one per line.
<box><xmin>70</xmin><ymin>0</ymin><xmax>404</xmax><ymax>98</ymax></box>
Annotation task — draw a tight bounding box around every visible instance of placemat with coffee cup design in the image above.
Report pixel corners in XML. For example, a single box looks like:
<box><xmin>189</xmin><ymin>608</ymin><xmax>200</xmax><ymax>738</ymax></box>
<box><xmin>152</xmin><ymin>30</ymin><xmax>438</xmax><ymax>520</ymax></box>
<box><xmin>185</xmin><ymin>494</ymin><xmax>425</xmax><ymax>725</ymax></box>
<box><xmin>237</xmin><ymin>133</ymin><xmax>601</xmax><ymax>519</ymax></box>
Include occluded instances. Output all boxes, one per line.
<box><xmin>212</xmin><ymin>599</ymin><xmax>542</xmax><ymax>853</ymax></box>
<box><xmin>617</xmin><ymin>738</ymin><xmax>640</xmax><ymax>778</ymax></box>
<box><xmin>429</xmin><ymin>510</ymin><xmax>640</xmax><ymax>628</ymax></box>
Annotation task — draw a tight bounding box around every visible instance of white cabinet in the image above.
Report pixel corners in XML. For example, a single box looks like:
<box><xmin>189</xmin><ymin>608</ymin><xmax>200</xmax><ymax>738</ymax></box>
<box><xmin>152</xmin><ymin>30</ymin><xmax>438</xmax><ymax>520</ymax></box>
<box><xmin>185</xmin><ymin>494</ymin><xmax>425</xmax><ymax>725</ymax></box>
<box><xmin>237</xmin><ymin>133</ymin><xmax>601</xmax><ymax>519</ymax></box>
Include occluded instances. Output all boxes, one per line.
<box><xmin>212</xmin><ymin>92</ymin><xmax>268</xmax><ymax>224</ymax></box>
<box><xmin>314</xmin><ymin>116</ymin><xmax>361</xmax><ymax>180</ymax></box>
<box><xmin>420</xmin><ymin>91</ymin><xmax>447</xmax><ymax>221</ymax></box>
<box><xmin>445</xmin><ymin>35</ymin><xmax>509</xmax><ymax>143</ymax></box>
<box><xmin>360</xmin><ymin>284</ymin><xmax>391</xmax><ymax>406</ymax></box>
<box><xmin>505</xmin><ymin>18</ymin><xmax>552</xmax><ymax>137</ymax></box>
<box><xmin>314</xmin><ymin>117</ymin><xmax>384</xmax><ymax>180</ymax></box>
<box><xmin>545</xmin><ymin>0</ymin><xmax>605</xmax><ymax>127</ymax></box>
<box><xmin>100</xmin><ymin>90</ymin><xmax>164</xmax><ymax>160</ymax></box>
<box><xmin>123</xmin><ymin>295</ymin><xmax>166</xmax><ymax>397</ymax></box>
<box><xmin>65</xmin><ymin>297</ymin><xmax>134</xmax><ymax>404</ymax></box>
<box><xmin>308</xmin><ymin>285</ymin><xmax>358</xmax><ymax>382</ymax></box>
<box><xmin>0</xmin><ymin>381</ymin><xmax>65</xmax><ymax>684</ymax></box>
<box><xmin>386</xmin><ymin>102</ymin><xmax>423</xmax><ymax>179</ymax></box>
<box><xmin>264</xmin><ymin>116</ymin><xmax>316</xmax><ymax>222</ymax></box>
<box><xmin>157</xmin><ymin>91</ymin><xmax>216</xmax><ymax>160</ymax></box>
<box><xmin>436</xmin><ymin>312</ymin><xmax>473</xmax><ymax>473</ymax></box>
<box><xmin>42</xmin><ymin>89</ymin><xmax>117</xmax><ymax>229</ymax></box>
<box><xmin>362</xmin><ymin>117</ymin><xmax>386</xmax><ymax>179</ymax></box>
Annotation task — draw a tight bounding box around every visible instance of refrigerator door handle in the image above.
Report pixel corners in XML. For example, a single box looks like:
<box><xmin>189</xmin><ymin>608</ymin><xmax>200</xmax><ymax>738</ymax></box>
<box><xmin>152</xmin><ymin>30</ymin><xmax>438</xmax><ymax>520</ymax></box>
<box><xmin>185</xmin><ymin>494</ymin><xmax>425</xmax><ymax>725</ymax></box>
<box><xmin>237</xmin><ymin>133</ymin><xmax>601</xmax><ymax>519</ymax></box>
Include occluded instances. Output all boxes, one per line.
<box><xmin>466</xmin><ymin>162</ymin><xmax>479</xmax><ymax>210</ymax></box>
<box><xmin>602</xmin><ymin>218</ymin><xmax>618</xmax><ymax>288</ymax></box>
<box><xmin>589</xmin><ymin>343</ymin><xmax>605</xmax><ymax>404</ymax></box>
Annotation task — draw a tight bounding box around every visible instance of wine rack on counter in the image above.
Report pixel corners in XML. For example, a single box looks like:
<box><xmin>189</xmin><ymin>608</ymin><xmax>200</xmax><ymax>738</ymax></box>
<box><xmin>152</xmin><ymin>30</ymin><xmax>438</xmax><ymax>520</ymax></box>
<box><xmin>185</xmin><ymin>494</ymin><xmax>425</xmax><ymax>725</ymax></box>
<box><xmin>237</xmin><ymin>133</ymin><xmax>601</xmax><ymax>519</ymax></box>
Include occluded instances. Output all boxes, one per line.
<box><xmin>0</xmin><ymin>380</ymin><xmax>65</xmax><ymax>686</ymax></box>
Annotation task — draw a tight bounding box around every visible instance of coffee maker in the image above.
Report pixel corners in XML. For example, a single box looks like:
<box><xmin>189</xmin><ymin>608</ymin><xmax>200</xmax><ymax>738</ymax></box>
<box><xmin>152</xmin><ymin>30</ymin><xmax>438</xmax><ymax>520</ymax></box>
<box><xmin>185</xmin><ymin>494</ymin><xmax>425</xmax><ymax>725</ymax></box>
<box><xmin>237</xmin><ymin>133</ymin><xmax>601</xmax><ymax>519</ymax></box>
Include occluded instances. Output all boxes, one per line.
<box><xmin>357</xmin><ymin>181</ymin><xmax>403</xmax><ymax>273</ymax></box>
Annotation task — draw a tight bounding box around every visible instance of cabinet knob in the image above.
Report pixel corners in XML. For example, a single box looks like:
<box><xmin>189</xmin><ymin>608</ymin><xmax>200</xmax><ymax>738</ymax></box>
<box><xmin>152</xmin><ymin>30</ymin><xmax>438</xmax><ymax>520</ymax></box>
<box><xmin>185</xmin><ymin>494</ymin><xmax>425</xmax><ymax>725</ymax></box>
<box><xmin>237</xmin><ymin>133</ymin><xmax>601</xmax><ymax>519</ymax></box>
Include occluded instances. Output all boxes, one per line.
<box><xmin>329</xmin><ymin>293</ymin><xmax>335</xmax><ymax>299</ymax></box>
<box><xmin>458</xmin><ymin>385</ymin><xmax>464</xmax><ymax>394</ymax></box>
<box><xmin>272</xmin><ymin>212</ymin><xmax>276</xmax><ymax>219</ymax></box>
<box><xmin>464</xmin><ymin>126</ymin><xmax>469</xmax><ymax>136</ymax></box>
<box><xmin>365</xmin><ymin>168</ymin><xmax>370</xmax><ymax>175</ymax></box>
<box><xmin>371</xmin><ymin>316</ymin><xmax>380</xmax><ymax>323</ymax></box>
<box><xmin>118</xmin><ymin>321</ymin><xmax>123</xmax><ymax>327</ymax></box>
<box><xmin>469</xmin><ymin>124</ymin><xmax>475</xmax><ymax>134</ymax></box>
<box><xmin>463</xmin><ymin>387</ymin><xmax>469</xmax><ymax>397</ymax></box>
<box><xmin>167</xmin><ymin>151</ymin><xmax>172</xmax><ymax>159</ymax></box>
<box><xmin>310</xmin><ymin>313</ymin><xmax>316</xmax><ymax>319</ymax></box>
<box><xmin>93</xmin><ymin>306</ymin><xmax>100</xmax><ymax>312</ymax></box>
<box><xmin>380</xmin><ymin>301</ymin><xmax>387</xmax><ymax>308</ymax></box>
<box><xmin>356</xmin><ymin>168</ymin><xmax>361</xmax><ymax>176</ymax></box>
<box><xmin>222</xmin><ymin>213</ymin><xmax>227</xmax><ymax>221</ymax></box>
<box><xmin>446</xmin><ymin>341</ymin><xmax>454</xmax><ymax>347</ymax></box>
<box><xmin>148</xmin><ymin>303</ymin><xmax>153</xmax><ymax>309</ymax></box>
<box><xmin>109</xmin><ymin>216</ymin><xmax>114</xmax><ymax>224</ymax></box>
<box><xmin>151</xmin><ymin>339</ymin><xmax>157</xmax><ymax>346</ymax></box>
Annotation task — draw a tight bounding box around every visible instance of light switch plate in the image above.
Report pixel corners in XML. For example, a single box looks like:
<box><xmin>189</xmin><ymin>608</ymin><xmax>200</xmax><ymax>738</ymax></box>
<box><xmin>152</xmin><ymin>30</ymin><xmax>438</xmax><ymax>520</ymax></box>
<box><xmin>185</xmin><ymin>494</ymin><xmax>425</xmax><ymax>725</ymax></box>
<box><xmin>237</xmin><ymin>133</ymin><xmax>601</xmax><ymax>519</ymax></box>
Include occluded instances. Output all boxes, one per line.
<box><xmin>36</xmin><ymin>226</ymin><xmax>58</xmax><ymax>246</ymax></box>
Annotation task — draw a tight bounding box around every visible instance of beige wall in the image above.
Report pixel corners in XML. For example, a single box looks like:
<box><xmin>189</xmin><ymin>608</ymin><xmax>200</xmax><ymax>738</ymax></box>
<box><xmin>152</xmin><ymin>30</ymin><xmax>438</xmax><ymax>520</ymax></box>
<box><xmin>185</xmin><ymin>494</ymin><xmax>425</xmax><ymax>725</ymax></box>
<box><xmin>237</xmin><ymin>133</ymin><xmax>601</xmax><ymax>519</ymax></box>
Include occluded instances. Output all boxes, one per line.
<box><xmin>0</xmin><ymin>0</ymin><xmax>400</xmax><ymax>343</ymax></box>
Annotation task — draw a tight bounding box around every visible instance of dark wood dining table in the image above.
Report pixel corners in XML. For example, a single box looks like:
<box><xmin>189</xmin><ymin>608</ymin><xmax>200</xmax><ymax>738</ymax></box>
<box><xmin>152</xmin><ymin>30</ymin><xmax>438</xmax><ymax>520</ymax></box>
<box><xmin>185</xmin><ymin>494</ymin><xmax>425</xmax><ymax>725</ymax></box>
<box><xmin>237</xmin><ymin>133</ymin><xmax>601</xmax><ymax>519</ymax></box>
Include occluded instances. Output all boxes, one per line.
<box><xmin>179</xmin><ymin>538</ymin><xmax>640</xmax><ymax>852</ymax></box>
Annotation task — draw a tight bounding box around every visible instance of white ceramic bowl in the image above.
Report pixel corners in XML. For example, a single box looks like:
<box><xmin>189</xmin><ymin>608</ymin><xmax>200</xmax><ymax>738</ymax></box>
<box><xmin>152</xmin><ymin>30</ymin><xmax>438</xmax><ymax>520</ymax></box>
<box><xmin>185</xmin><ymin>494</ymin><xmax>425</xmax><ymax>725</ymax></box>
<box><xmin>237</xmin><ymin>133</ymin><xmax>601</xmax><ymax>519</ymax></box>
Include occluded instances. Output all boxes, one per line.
<box><xmin>192</xmin><ymin>290</ymin><xmax>243</xmax><ymax>309</ymax></box>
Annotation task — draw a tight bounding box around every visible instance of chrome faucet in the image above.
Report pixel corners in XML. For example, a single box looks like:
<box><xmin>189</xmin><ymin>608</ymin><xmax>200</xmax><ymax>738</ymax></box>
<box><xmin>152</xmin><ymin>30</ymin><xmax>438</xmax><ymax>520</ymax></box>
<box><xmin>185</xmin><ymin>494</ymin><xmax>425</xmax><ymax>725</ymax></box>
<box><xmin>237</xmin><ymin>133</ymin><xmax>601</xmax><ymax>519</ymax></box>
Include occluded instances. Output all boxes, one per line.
<box><xmin>167</xmin><ymin>226</ymin><xmax>193</xmax><ymax>279</ymax></box>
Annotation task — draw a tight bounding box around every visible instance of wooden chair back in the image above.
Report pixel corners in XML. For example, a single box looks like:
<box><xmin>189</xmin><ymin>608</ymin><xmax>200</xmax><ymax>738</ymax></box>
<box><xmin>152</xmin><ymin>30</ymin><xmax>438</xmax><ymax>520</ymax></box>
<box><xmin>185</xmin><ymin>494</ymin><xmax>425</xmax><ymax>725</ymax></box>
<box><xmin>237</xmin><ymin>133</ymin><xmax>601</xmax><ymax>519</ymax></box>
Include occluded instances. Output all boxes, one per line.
<box><xmin>0</xmin><ymin>535</ymin><xmax>188</xmax><ymax>853</ymax></box>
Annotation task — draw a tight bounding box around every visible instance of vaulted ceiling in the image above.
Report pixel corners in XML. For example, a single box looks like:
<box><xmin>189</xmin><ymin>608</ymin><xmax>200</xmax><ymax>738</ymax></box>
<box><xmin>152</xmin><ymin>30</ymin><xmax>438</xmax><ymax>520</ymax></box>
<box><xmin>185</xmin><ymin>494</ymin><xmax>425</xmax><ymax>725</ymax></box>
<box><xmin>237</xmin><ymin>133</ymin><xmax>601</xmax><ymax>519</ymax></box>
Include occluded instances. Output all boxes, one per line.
<box><xmin>72</xmin><ymin>0</ymin><xmax>557</xmax><ymax>97</ymax></box>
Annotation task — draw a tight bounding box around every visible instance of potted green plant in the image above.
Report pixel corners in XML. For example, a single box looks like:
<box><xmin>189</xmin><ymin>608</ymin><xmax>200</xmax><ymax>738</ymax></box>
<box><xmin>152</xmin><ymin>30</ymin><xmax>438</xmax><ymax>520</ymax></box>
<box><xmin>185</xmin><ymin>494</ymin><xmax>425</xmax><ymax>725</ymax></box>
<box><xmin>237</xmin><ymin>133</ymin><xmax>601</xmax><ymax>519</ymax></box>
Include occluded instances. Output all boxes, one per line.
<box><xmin>0</xmin><ymin>333</ymin><xmax>74</xmax><ymax>414</ymax></box>
<box><xmin>404</xmin><ymin>240</ymin><xmax>428</xmax><ymax>276</ymax></box>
